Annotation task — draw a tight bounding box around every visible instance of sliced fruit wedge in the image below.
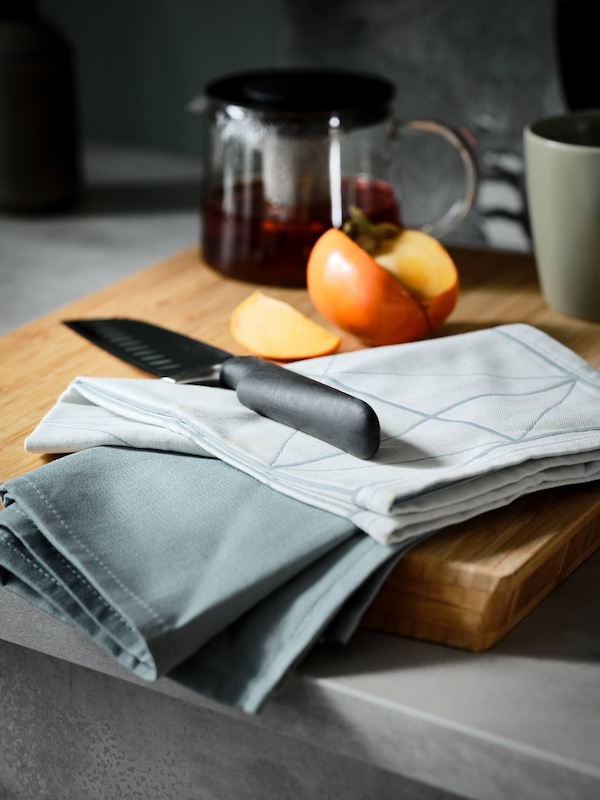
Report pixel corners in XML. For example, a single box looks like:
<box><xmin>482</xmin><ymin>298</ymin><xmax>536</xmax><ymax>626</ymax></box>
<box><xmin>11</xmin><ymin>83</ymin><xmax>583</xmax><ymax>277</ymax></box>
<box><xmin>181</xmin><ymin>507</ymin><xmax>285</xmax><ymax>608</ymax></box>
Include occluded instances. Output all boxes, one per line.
<box><xmin>231</xmin><ymin>291</ymin><xmax>341</xmax><ymax>360</ymax></box>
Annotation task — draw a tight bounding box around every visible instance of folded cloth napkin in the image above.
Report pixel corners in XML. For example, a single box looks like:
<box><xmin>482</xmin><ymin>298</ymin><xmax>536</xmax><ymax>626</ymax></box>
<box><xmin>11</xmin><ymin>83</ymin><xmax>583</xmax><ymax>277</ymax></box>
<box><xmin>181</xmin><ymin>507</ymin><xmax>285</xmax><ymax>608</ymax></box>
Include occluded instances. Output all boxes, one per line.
<box><xmin>25</xmin><ymin>324</ymin><xmax>600</xmax><ymax>543</ymax></box>
<box><xmin>0</xmin><ymin>447</ymin><xmax>403</xmax><ymax>713</ymax></box>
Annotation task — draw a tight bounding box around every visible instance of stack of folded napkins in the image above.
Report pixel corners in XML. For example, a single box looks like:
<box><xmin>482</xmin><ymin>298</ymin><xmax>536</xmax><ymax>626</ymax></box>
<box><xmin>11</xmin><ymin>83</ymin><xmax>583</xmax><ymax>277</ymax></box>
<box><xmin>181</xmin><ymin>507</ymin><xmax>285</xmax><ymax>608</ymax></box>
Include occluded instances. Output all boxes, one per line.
<box><xmin>25</xmin><ymin>323</ymin><xmax>600</xmax><ymax>542</ymax></box>
<box><xmin>1</xmin><ymin>323</ymin><xmax>599</xmax><ymax>712</ymax></box>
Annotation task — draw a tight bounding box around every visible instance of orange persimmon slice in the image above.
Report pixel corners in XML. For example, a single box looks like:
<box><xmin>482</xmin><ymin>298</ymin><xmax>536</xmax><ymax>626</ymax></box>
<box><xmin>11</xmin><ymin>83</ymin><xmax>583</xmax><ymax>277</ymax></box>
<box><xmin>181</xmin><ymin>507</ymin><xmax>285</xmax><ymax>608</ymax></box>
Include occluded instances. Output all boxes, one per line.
<box><xmin>373</xmin><ymin>229</ymin><xmax>459</xmax><ymax>332</ymax></box>
<box><xmin>230</xmin><ymin>291</ymin><xmax>341</xmax><ymax>361</ymax></box>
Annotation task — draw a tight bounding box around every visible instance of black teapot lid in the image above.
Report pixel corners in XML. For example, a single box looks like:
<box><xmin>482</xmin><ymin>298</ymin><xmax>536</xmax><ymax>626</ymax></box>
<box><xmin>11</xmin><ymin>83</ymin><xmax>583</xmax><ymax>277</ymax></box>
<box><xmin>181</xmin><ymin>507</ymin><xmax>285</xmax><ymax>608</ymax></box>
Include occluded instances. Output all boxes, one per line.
<box><xmin>204</xmin><ymin>68</ymin><xmax>395</xmax><ymax>123</ymax></box>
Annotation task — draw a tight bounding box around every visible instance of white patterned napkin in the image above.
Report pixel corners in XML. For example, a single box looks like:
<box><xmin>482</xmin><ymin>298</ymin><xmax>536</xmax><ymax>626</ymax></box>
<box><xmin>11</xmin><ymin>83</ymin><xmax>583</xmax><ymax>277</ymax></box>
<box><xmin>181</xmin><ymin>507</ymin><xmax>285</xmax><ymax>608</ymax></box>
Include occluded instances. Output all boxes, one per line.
<box><xmin>26</xmin><ymin>324</ymin><xmax>600</xmax><ymax>544</ymax></box>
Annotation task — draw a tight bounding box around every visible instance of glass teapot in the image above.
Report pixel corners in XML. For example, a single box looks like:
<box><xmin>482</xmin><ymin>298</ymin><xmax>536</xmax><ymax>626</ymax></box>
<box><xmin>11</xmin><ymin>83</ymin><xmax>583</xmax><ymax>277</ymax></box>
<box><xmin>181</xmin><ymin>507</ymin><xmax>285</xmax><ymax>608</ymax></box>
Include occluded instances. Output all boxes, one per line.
<box><xmin>194</xmin><ymin>69</ymin><xmax>478</xmax><ymax>287</ymax></box>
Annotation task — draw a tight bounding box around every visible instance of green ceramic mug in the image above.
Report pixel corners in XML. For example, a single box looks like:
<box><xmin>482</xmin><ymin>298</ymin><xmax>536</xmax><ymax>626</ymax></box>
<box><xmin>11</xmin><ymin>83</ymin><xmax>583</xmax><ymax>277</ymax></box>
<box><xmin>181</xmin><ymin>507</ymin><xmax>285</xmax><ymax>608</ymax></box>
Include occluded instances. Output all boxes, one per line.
<box><xmin>524</xmin><ymin>110</ymin><xmax>600</xmax><ymax>322</ymax></box>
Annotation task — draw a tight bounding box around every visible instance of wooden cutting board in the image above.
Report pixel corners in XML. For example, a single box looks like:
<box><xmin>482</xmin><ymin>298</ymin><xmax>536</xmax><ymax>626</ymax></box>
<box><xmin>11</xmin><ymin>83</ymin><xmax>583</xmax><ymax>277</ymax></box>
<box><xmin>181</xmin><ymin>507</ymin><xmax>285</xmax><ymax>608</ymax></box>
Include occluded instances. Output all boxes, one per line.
<box><xmin>2</xmin><ymin>245</ymin><xmax>599</xmax><ymax>651</ymax></box>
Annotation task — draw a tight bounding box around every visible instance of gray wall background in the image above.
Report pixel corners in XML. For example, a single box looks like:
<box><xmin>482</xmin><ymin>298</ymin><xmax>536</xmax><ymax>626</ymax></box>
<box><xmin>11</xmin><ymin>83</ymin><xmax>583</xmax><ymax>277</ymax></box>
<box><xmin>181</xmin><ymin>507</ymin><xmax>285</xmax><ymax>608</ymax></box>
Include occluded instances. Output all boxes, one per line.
<box><xmin>37</xmin><ymin>0</ymin><xmax>569</xmax><ymax>249</ymax></box>
<box><xmin>38</xmin><ymin>0</ymin><xmax>284</xmax><ymax>157</ymax></box>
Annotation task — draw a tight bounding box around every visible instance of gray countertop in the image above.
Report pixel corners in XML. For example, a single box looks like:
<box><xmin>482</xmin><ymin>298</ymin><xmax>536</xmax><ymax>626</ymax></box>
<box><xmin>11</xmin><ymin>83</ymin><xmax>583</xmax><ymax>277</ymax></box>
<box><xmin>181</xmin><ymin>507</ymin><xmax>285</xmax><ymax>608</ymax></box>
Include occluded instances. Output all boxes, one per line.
<box><xmin>0</xmin><ymin>142</ymin><xmax>203</xmax><ymax>335</ymax></box>
<box><xmin>2</xmin><ymin>550</ymin><xmax>598</xmax><ymax>799</ymax></box>
<box><xmin>1</xmin><ymin>143</ymin><xmax>599</xmax><ymax>800</ymax></box>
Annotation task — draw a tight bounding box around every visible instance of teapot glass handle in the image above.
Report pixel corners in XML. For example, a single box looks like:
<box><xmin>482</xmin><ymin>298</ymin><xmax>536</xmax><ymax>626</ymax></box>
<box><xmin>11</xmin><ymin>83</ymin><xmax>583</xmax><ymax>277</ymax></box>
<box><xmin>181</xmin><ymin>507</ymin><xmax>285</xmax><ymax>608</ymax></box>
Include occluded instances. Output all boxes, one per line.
<box><xmin>393</xmin><ymin>119</ymin><xmax>479</xmax><ymax>237</ymax></box>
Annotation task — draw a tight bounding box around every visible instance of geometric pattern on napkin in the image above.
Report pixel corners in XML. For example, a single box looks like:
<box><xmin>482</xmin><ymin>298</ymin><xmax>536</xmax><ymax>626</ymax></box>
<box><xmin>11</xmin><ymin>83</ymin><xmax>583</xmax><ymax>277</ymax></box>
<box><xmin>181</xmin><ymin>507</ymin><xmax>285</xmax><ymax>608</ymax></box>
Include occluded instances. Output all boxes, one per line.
<box><xmin>25</xmin><ymin>324</ymin><xmax>600</xmax><ymax>544</ymax></box>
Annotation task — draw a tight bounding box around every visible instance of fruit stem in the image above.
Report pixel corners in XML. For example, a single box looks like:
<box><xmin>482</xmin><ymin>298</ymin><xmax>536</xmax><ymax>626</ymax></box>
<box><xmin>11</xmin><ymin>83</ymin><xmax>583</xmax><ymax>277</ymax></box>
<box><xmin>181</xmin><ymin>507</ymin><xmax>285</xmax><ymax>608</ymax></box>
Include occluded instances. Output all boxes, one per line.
<box><xmin>341</xmin><ymin>205</ymin><xmax>401</xmax><ymax>256</ymax></box>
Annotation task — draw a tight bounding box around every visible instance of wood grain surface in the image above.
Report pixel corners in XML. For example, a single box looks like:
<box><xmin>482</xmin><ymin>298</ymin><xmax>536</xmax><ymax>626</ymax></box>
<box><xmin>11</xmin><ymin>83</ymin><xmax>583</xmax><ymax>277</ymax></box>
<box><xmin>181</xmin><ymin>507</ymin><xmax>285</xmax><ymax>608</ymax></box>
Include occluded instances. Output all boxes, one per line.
<box><xmin>1</xmin><ymin>245</ymin><xmax>599</xmax><ymax>650</ymax></box>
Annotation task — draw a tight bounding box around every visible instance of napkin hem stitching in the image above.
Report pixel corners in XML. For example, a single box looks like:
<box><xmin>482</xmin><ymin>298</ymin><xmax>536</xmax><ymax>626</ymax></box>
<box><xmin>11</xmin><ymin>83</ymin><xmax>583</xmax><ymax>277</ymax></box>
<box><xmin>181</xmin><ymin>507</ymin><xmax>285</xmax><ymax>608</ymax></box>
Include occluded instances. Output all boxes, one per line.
<box><xmin>1</xmin><ymin>508</ymin><xmax>156</xmax><ymax>675</ymax></box>
<box><xmin>20</xmin><ymin>474</ymin><xmax>169</xmax><ymax>633</ymax></box>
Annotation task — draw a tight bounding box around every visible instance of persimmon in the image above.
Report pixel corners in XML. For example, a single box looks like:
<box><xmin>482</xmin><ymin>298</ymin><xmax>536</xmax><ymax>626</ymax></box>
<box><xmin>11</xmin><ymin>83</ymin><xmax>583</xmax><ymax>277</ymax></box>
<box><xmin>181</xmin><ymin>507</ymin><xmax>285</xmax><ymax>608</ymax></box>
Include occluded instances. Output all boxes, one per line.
<box><xmin>231</xmin><ymin>290</ymin><xmax>341</xmax><ymax>360</ymax></box>
<box><xmin>307</xmin><ymin>208</ymin><xmax>459</xmax><ymax>346</ymax></box>
<box><xmin>307</xmin><ymin>230</ymin><xmax>430</xmax><ymax>346</ymax></box>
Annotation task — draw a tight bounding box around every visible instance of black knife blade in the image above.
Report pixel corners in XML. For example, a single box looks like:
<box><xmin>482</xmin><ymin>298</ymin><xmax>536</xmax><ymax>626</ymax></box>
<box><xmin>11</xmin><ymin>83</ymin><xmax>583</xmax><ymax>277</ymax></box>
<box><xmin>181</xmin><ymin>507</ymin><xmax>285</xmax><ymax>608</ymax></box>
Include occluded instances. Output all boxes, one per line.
<box><xmin>63</xmin><ymin>318</ymin><xmax>380</xmax><ymax>459</ymax></box>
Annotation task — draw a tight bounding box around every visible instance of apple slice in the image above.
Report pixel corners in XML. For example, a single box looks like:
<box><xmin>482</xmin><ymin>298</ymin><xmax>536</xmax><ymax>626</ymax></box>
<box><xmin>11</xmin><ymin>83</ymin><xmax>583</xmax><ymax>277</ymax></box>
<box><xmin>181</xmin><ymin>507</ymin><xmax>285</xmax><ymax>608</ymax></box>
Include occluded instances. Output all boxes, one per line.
<box><xmin>231</xmin><ymin>291</ymin><xmax>341</xmax><ymax>360</ymax></box>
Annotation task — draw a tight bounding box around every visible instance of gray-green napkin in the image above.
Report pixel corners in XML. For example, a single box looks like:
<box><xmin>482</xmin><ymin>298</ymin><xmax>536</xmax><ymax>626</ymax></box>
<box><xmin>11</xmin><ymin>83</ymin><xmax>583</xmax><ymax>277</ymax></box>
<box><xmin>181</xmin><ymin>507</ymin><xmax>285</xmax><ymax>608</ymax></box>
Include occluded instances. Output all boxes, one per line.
<box><xmin>0</xmin><ymin>446</ymin><xmax>403</xmax><ymax>712</ymax></box>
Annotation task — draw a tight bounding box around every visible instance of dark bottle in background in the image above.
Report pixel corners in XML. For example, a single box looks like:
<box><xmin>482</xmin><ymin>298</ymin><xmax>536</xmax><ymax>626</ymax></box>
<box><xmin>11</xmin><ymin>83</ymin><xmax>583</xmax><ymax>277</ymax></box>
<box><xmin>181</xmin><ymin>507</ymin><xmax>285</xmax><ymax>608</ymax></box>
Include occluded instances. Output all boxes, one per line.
<box><xmin>0</xmin><ymin>0</ymin><xmax>80</xmax><ymax>212</ymax></box>
<box><xmin>555</xmin><ymin>0</ymin><xmax>600</xmax><ymax>111</ymax></box>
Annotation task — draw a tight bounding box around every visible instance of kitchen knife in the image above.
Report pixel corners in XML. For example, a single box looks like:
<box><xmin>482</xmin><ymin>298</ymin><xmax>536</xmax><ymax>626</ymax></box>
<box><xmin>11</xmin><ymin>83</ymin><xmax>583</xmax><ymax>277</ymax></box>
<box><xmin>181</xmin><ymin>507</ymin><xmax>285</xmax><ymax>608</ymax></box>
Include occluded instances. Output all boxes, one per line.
<box><xmin>63</xmin><ymin>318</ymin><xmax>380</xmax><ymax>459</ymax></box>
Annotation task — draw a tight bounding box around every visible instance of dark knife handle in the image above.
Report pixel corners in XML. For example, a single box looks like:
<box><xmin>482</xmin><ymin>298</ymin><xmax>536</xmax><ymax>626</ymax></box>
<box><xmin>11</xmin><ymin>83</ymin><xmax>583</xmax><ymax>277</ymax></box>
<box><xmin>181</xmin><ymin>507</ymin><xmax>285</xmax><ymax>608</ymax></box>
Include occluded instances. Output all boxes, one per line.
<box><xmin>220</xmin><ymin>357</ymin><xmax>380</xmax><ymax>460</ymax></box>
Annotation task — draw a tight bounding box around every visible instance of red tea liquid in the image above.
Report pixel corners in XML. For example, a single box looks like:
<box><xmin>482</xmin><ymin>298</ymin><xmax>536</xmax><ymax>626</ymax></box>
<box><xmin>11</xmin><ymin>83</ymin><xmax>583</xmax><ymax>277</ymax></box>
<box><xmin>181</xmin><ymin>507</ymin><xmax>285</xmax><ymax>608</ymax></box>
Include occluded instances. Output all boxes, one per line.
<box><xmin>201</xmin><ymin>176</ymin><xmax>401</xmax><ymax>286</ymax></box>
